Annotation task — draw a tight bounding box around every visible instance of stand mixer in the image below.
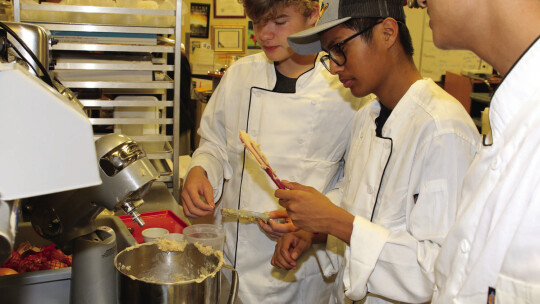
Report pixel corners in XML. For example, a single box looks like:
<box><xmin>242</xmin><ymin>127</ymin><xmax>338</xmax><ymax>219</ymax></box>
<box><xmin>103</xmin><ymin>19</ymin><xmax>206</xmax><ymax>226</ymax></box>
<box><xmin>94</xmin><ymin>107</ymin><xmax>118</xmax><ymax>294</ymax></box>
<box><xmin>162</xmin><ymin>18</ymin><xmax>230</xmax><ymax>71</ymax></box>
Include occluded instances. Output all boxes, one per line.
<box><xmin>0</xmin><ymin>21</ymin><xmax>102</xmax><ymax>263</ymax></box>
<box><xmin>1</xmin><ymin>21</ymin><xmax>159</xmax><ymax>303</ymax></box>
<box><xmin>26</xmin><ymin>133</ymin><xmax>159</xmax><ymax>254</ymax></box>
<box><xmin>24</xmin><ymin>133</ymin><xmax>159</xmax><ymax>304</ymax></box>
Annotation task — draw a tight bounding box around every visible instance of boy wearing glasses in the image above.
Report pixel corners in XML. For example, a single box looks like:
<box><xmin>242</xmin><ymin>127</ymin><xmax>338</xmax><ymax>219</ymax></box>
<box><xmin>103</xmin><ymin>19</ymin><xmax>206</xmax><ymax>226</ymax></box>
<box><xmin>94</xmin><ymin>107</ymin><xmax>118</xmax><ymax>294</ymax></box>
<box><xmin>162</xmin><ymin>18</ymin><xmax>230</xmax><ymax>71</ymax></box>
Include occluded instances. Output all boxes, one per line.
<box><xmin>181</xmin><ymin>0</ymin><xmax>368</xmax><ymax>303</ymax></box>
<box><xmin>271</xmin><ymin>0</ymin><xmax>479</xmax><ymax>302</ymax></box>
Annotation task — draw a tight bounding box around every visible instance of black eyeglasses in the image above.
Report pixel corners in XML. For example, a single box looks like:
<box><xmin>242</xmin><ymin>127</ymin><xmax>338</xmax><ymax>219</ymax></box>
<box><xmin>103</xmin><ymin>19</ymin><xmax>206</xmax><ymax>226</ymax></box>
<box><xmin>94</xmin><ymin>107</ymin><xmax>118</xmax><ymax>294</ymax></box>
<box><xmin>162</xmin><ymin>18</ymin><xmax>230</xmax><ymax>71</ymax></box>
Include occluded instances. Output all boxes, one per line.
<box><xmin>320</xmin><ymin>20</ymin><xmax>383</xmax><ymax>72</ymax></box>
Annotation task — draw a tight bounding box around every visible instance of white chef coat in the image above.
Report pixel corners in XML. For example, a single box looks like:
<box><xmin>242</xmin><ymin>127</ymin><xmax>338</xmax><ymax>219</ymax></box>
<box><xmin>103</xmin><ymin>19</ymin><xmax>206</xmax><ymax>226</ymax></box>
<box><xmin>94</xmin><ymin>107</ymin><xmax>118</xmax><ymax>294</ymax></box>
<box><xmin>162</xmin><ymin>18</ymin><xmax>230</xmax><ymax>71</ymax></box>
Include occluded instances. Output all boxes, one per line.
<box><xmin>188</xmin><ymin>52</ymin><xmax>368</xmax><ymax>304</ymax></box>
<box><xmin>319</xmin><ymin>79</ymin><xmax>479</xmax><ymax>304</ymax></box>
<box><xmin>432</xmin><ymin>37</ymin><xmax>540</xmax><ymax>304</ymax></box>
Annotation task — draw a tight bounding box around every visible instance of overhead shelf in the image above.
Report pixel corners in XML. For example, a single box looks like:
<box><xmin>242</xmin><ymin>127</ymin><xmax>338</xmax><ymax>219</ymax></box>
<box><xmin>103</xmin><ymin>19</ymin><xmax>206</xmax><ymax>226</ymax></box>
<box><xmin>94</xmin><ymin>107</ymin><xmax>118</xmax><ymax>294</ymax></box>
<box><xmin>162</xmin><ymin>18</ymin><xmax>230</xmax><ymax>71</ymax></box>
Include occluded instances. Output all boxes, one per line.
<box><xmin>60</xmin><ymin>79</ymin><xmax>173</xmax><ymax>89</ymax></box>
<box><xmin>53</xmin><ymin>43</ymin><xmax>174</xmax><ymax>53</ymax></box>
<box><xmin>55</xmin><ymin>62</ymin><xmax>173</xmax><ymax>71</ymax></box>
<box><xmin>81</xmin><ymin>99</ymin><xmax>173</xmax><ymax>107</ymax></box>
<box><xmin>147</xmin><ymin>152</ymin><xmax>173</xmax><ymax>159</ymax></box>
<box><xmin>34</xmin><ymin>22</ymin><xmax>175</xmax><ymax>34</ymax></box>
<box><xmin>88</xmin><ymin>118</ymin><xmax>173</xmax><ymax>125</ymax></box>
<box><xmin>93</xmin><ymin>134</ymin><xmax>173</xmax><ymax>142</ymax></box>
<box><xmin>21</xmin><ymin>3</ymin><xmax>175</xmax><ymax>16</ymax></box>
<box><xmin>14</xmin><ymin>0</ymin><xmax>184</xmax><ymax>197</ymax></box>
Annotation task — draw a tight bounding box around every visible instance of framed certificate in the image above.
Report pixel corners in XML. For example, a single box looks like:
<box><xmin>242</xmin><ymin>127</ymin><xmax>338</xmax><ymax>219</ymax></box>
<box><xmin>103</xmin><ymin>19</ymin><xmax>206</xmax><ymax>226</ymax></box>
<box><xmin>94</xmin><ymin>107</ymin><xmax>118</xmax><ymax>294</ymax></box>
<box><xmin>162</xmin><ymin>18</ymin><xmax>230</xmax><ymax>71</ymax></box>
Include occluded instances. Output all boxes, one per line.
<box><xmin>212</xmin><ymin>26</ymin><xmax>245</xmax><ymax>53</ymax></box>
<box><xmin>214</xmin><ymin>0</ymin><xmax>246</xmax><ymax>18</ymax></box>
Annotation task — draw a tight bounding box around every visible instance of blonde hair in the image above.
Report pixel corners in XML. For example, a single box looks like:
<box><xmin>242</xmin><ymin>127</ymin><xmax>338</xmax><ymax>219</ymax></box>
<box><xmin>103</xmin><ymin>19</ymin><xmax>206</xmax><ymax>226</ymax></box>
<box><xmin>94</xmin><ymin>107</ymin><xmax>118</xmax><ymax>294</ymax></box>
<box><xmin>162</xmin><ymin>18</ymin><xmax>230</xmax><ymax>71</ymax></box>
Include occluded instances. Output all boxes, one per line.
<box><xmin>241</xmin><ymin>0</ymin><xmax>318</xmax><ymax>24</ymax></box>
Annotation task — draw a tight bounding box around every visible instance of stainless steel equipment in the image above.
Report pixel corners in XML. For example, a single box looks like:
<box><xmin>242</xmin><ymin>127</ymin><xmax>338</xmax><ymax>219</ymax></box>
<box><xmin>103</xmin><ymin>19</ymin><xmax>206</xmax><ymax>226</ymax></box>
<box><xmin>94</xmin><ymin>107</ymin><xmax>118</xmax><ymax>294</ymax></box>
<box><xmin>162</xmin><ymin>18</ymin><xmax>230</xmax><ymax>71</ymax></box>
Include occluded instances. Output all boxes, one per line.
<box><xmin>1</xmin><ymin>23</ymin><xmax>158</xmax><ymax>248</ymax></box>
<box><xmin>0</xmin><ymin>199</ymin><xmax>20</xmax><ymax>262</ymax></box>
<box><xmin>1</xmin><ymin>20</ymin><xmax>166</xmax><ymax>304</ymax></box>
<box><xmin>22</xmin><ymin>132</ymin><xmax>159</xmax><ymax>304</ymax></box>
<box><xmin>0</xmin><ymin>21</ymin><xmax>82</xmax><ymax>108</ymax></box>
<box><xmin>0</xmin><ymin>57</ymin><xmax>101</xmax><ymax>264</ymax></box>
<box><xmin>70</xmin><ymin>226</ymin><xmax>117</xmax><ymax>304</ymax></box>
<box><xmin>0</xmin><ymin>20</ymin><xmax>164</xmax><ymax>304</ymax></box>
<box><xmin>0</xmin><ymin>21</ymin><xmax>53</xmax><ymax>78</ymax></box>
<box><xmin>115</xmin><ymin>242</ymin><xmax>238</xmax><ymax>304</ymax></box>
<box><xmin>26</xmin><ymin>133</ymin><xmax>159</xmax><ymax>253</ymax></box>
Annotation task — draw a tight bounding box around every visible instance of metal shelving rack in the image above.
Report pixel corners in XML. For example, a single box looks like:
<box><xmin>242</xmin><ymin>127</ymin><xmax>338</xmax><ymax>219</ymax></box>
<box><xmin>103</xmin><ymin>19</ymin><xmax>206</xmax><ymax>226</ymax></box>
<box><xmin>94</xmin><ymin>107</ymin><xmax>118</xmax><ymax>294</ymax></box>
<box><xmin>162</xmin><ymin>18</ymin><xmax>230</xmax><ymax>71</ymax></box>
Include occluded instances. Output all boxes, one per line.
<box><xmin>13</xmin><ymin>0</ymin><xmax>183</xmax><ymax>199</ymax></box>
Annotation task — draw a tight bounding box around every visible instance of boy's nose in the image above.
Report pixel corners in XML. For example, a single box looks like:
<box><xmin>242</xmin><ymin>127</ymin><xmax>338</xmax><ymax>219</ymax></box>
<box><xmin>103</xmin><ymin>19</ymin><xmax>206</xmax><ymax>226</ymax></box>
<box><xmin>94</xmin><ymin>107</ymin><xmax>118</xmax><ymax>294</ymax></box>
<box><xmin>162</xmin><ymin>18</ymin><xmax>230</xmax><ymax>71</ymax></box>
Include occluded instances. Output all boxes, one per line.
<box><xmin>329</xmin><ymin>60</ymin><xmax>343</xmax><ymax>74</ymax></box>
<box><xmin>258</xmin><ymin>25</ymin><xmax>274</xmax><ymax>41</ymax></box>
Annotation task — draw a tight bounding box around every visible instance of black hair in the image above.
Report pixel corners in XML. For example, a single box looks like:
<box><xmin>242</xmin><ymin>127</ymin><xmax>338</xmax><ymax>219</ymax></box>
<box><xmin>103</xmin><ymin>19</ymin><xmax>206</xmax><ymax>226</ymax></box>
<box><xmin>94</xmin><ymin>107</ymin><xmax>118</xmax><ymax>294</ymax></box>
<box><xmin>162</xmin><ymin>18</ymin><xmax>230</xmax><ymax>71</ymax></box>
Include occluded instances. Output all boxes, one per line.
<box><xmin>342</xmin><ymin>18</ymin><xmax>414</xmax><ymax>58</ymax></box>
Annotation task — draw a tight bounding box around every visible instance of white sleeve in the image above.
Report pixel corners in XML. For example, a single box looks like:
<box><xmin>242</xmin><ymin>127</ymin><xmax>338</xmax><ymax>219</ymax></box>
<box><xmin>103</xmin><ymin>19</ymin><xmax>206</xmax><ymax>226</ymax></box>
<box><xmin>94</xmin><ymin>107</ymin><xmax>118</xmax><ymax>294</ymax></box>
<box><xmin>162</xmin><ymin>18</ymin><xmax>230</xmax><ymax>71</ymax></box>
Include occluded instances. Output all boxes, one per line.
<box><xmin>188</xmin><ymin>74</ymin><xmax>235</xmax><ymax>201</ymax></box>
<box><xmin>344</xmin><ymin>216</ymin><xmax>390</xmax><ymax>300</ymax></box>
<box><xmin>315</xmin><ymin>234</ymin><xmax>346</xmax><ymax>278</ymax></box>
<box><xmin>187</xmin><ymin>153</ymin><xmax>225</xmax><ymax>201</ymax></box>
<box><xmin>344</xmin><ymin>131</ymin><xmax>477</xmax><ymax>302</ymax></box>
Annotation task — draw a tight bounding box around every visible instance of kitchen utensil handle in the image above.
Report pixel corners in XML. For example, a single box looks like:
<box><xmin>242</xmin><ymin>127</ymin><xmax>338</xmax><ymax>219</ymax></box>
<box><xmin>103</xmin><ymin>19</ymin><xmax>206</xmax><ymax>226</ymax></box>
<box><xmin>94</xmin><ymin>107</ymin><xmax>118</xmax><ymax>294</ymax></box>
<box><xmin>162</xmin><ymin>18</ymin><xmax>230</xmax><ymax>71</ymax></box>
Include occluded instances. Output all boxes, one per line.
<box><xmin>223</xmin><ymin>264</ymin><xmax>238</xmax><ymax>304</ymax></box>
<box><xmin>265</xmin><ymin>167</ymin><xmax>286</xmax><ymax>189</ymax></box>
<box><xmin>240</xmin><ymin>131</ymin><xmax>286</xmax><ymax>189</ymax></box>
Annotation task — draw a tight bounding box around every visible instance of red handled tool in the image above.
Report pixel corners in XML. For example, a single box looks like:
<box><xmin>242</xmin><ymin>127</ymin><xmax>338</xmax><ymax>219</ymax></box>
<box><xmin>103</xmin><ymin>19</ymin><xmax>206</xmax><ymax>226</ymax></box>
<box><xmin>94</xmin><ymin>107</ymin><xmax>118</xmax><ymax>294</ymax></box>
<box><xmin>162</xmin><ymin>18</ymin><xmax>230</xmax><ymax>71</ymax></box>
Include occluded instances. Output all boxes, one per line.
<box><xmin>239</xmin><ymin>131</ymin><xmax>286</xmax><ymax>190</ymax></box>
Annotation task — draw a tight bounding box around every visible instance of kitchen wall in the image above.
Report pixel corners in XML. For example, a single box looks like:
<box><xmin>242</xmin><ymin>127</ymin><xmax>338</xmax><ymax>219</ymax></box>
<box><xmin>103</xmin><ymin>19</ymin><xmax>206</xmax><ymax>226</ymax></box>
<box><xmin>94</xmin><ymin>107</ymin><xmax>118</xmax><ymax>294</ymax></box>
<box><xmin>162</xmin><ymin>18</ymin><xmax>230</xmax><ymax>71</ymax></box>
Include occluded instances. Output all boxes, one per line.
<box><xmin>183</xmin><ymin>1</ymin><xmax>490</xmax><ymax>82</ymax></box>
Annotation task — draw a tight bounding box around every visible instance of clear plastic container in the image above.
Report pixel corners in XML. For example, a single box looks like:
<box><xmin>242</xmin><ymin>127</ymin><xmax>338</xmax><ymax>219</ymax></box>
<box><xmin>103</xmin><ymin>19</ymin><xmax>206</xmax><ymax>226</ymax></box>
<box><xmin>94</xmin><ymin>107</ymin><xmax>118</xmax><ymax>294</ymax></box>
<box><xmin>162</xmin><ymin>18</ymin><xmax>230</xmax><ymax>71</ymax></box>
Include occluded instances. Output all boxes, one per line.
<box><xmin>182</xmin><ymin>224</ymin><xmax>225</xmax><ymax>252</ymax></box>
<box><xmin>161</xmin><ymin>233</ymin><xmax>184</xmax><ymax>243</ymax></box>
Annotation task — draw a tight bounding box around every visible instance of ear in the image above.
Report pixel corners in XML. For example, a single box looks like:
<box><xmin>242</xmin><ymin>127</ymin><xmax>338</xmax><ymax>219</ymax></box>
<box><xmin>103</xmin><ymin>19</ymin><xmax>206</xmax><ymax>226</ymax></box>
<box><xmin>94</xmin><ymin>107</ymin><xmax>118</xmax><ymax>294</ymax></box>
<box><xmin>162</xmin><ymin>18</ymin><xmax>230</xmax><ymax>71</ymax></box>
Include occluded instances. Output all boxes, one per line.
<box><xmin>379</xmin><ymin>18</ymin><xmax>400</xmax><ymax>49</ymax></box>
<box><xmin>307</xmin><ymin>5</ymin><xmax>319</xmax><ymax>26</ymax></box>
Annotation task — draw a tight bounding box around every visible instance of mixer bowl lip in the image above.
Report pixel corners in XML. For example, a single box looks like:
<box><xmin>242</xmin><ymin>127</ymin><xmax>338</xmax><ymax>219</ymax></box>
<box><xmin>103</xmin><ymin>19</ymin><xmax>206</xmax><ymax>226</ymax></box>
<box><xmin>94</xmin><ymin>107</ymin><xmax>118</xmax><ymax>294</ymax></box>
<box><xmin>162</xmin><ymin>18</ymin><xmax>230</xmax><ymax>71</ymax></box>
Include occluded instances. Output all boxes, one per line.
<box><xmin>114</xmin><ymin>241</ymin><xmax>225</xmax><ymax>286</ymax></box>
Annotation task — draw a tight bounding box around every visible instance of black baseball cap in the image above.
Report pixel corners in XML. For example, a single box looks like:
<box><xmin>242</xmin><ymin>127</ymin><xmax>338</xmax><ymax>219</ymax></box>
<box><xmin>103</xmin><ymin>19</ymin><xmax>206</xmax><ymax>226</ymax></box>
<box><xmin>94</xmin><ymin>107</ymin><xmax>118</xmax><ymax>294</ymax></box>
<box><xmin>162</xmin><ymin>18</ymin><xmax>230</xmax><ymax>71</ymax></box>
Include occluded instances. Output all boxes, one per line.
<box><xmin>288</xmin><ymin>0</ymin><xmax>406</xmax><ymax>55</ymax></box>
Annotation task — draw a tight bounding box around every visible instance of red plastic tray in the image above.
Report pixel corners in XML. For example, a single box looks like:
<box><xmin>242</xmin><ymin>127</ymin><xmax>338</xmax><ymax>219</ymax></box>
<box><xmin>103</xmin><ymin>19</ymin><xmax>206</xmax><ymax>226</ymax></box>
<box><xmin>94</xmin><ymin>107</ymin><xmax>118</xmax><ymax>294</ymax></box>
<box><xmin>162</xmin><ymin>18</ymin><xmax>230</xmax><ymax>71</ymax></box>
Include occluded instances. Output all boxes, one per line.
<box><xmin>118</xmin><ymin>210</ymin><xmax>188</xmax><ymax>244</ymax></box>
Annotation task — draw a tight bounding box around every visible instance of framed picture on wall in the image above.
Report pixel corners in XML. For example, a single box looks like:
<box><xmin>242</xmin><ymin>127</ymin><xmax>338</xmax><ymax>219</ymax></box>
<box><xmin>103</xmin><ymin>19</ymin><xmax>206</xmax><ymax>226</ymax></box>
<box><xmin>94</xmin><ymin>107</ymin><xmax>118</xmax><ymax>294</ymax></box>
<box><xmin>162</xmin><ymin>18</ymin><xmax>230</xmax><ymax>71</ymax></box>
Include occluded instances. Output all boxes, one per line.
<box><xmin>247</xmin><ymin>21</ymin><xmax>260</xmax><ymax>49</ymax></box>
<box><xmin>190</xmin><ymin>3</ymin><xmax>210</xmax><ymax>38</ymax></box>
<box><xmin>212</xmin><ymin>25</ymin><xmax>245</xmax><ymax>53</ymax></box>
<box><xmin>214</xmin><ymin>0</ymin><xmax>246</xmax><ymax>18</ymax></box>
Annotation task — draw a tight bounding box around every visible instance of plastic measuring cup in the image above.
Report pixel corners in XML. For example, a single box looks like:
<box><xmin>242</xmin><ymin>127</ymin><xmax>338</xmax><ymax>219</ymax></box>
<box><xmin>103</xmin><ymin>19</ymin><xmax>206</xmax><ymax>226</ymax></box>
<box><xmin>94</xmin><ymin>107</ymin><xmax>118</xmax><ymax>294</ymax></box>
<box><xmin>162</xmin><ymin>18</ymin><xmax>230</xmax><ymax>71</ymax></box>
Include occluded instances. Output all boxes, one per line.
<box><xmin>182</xmin><ymin>224</ymin><xmax>225</xmax><ymax>252</ymax></box>
<box><xmin>161</xmin><ymin>233</ymin><xmax>185</xmax><ymax>243</ymax></box>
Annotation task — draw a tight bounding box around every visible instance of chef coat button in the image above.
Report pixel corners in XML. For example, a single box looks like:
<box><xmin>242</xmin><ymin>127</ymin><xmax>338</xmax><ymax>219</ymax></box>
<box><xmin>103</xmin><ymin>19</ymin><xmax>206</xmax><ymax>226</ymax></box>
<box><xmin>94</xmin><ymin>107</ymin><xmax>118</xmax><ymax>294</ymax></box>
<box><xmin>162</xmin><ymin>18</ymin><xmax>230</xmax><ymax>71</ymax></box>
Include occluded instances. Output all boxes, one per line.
<box><xmin>298</xmin><ymin>138</ymin><xmax>304</xmax><ymax>144</ymax></box>
<box><xmin>384</xmin><ymin>142</ymin><xmax>391</xmax><ymax>149</ymax></box>
<box><xmin>311</xmin><ymin>100</ymin><xmax>316</xmax><ymax>105</ymax></box>
<box><xmin>367</xmin><ymin>186</ymin><xmax>374</xmax><ymax>194</ymax></box>
<box><xmin>251</xmin><ymin>130</ymin><xmax>258</xmax><ymax>137</ymax></box>
<box><xmin>460</xmin><ymin>240</ymin><xmax>470</xmax><ymax>253</ymax></box>
<box><xmin>253</xmin><ymin>91</ymin><xmax>261</xmax><ymax>97</ymax></box>
<box><xmin>491</xmin><ymin>157</ymin><xmax>500</xmax><ymax>170</ymax></box>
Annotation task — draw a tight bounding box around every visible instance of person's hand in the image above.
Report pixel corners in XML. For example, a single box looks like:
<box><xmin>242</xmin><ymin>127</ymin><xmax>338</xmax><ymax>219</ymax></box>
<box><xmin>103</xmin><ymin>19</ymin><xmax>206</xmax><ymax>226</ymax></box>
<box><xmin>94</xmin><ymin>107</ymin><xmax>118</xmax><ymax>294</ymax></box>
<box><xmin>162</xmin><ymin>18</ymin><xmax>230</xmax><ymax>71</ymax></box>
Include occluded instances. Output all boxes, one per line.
<box><xmin>257</xmin><ymin>210</ymin><xmax>299</xmax><ymax>239</ymax></box>
<box><xmin>181</xmin><ymin>166</ymin><xmax>216</xmax><ymax>218</ymax></box>
<box><xmin>275</xmin><ymin>180</ymin><xmax>341</xmax><ymax>233</ymax></box>
<box><xmin>271</xmin><ymin>230</ymin><xmax>314</xmax><ymax>270</ymax></box>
